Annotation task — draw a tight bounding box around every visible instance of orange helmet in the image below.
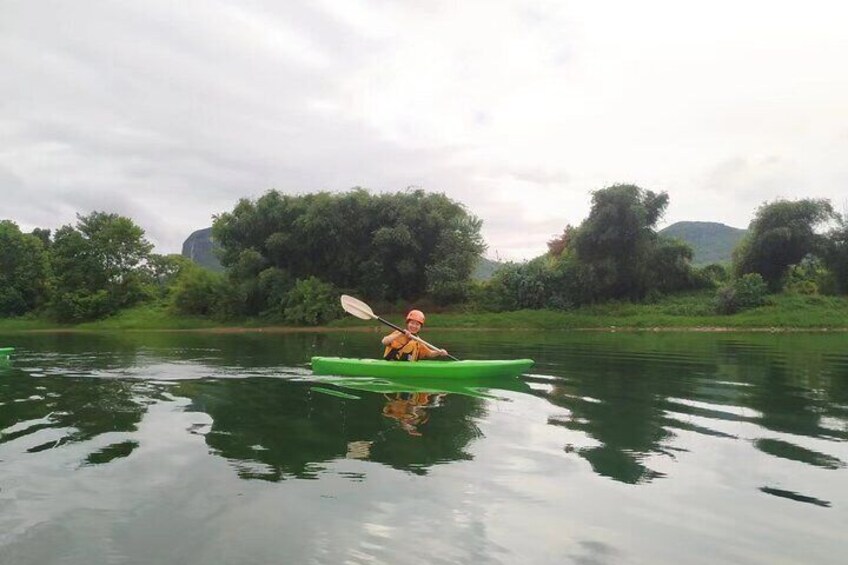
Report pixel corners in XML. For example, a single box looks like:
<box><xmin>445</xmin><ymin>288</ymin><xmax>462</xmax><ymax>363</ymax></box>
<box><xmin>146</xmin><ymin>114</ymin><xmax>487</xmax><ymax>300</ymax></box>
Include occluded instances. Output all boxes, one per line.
<box><xmin>406</xmin><ymin>309</ymin><xmax>425</xmax><ymax>324</ymax></box>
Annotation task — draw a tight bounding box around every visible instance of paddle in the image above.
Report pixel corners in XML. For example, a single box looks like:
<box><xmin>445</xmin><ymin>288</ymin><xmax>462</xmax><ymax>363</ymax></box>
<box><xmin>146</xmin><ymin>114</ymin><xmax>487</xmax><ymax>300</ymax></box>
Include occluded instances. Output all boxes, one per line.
<box><xmin>339</xmin><ymin>295</ymin><xmax>459</xmax><ymax>361</ymax></box>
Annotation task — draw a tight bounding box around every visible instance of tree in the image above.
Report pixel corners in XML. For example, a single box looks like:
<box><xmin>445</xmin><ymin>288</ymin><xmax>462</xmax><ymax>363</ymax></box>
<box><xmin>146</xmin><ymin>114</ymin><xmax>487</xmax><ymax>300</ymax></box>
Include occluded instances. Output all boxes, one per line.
<box><xmin>482</xmin><ymin>258</ymin><xmax>549</xmax><ymax>311</ymax></box>
<box><xmin>547</xmin><ymin>225</ymin><xmax>575</xmax><ymax>257</ymax></box>
<box><xmin>148</xmin><ymin>254</ymin><xmax>193</xmax><ymax>298</ymax></box>
<box><xmin>280</xmin><ymin>276</ymin><xmax>339</xmax><ymax>325</ymax></box>
<box><xmin>571</xmin><ymin>184</ymin><xmax>692</xmax><ymax>301</ymax></box>
<box><xmin>29</xmin><ymin>228</ymin><xmax>52</xmax><ymax>249</ymax></box>
<box><xmin>714</xmin><ymin>273</ymin><xmax>769</xmax><ymax>314</ymax></box>
<box><xmin>822</xmin><ymin>215</ymin><xmax>848</xmax><ymax>294</ymax></box>
<box><xmin>474</xmin><ymin>184</ymin><xmax>697</xmax><ymax>312</ymax></box>
<box><xmin>170</xmin><ymin>262</ymin><xmax>227</xmax><ymax>316</ymax></box>
<box><xmin>733</xmin><ymin>199</ymin><xmax>836</xmax><ymax>291</ymax></box>
<box><xmin>0</xmin><ymin>220</ymin><xmax>51</xmax><ymax>316</ymax></box>
<box><xmin>50</xmin><ymin>212</ymin><xmax>155</xmax><ymax>321</ymax></box>
<box><xmin>646</xmin><ymin>237</ymin><xmax>695</xmax><ymax>294</ymax></box>
<box><xmin>212</xmin><ymin>189</ymin><xmax>485</xmax><ymax>314</ymax></box>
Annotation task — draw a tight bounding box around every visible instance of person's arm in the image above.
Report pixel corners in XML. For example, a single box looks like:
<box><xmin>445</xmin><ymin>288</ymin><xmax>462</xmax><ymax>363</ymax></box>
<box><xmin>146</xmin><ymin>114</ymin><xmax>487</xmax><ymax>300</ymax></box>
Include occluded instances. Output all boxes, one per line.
<box><xmin>420</xmin><ymin>345</ymin><xmax>449</xmax><ymax>359</ymax></box>
<box><xmin>381</xmin><ymin>331</ymin><xmax>403</xmax><ymax>346</ymax></box>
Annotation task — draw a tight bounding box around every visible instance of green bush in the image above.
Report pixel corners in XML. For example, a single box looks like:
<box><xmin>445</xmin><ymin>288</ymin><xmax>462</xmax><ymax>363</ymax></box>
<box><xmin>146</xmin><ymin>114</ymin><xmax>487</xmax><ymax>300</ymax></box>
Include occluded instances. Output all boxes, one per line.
<box><xmin>0</xmin><ymin>288</ymin><xmax>27</xmax><ymax>317</ymax></box>
<box><xmin>783</xmin><ymin>256</ymin><xmax>827</xmax><ymax>295</ymax></box>
<box><xmin>170</xmin><ymin>266</ymin><xmax>227</xmax><ymax>316</ymax></box>
<box><xmin>477</xmin><ymin>259</ymin><xmax>551</xmax><ymax>311</ymax></box>
<box><xmin>785</xmin><ymin>279</ymin><xmax>818</xmax><ymax>295</ymax></box>
<box><xmin>426</xmin><ymin>262</ymin><xmax>472</xmax><ymax>305</ymax></box>
<box><xmin>693</xmin><ymin>263</ymin><xmax>730</xmax><ymax>289</ymax></box>
<box><xmin>545</xmin><ymin>256</ymin><xmax>597</xmax><ymax>309</ymax></box>
<box><xmin>714</xmin><ymin>273</ymin><xmax>769</xmax><ymax>315</ymax></box>
<box><xmin>52</xmin><ymin>290</ymin><xmax>112</xmax><ymax>322</ymax></box>
<box><xmin>258</xmin><ymin>267</ymin><xmax>294</xmax><ymax>315</ymax></box>
<box><xmin>281</xmin><ymin>277</ymin><xmax>340</xmax><ymax>325</ymax></box>
<box><xmin>472</xmin><ymin>255</ymin><xmax>597</xmax><ymax>312</ymax></box>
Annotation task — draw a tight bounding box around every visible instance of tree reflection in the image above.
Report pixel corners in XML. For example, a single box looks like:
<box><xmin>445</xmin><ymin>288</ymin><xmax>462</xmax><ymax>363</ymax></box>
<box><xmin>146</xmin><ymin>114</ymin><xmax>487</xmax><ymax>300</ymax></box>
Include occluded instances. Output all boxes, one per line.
<box><xmin>176</xmin><ymin>378</ymin><xmax>486</xmax><ymax>480</ymax></box>
<box><xmin>3</xmin><ymin>329</ymin><xmax>846</xmax><ymax>489</ymax></box>
<box><xmin>536</xmin><ymin>343</ymin><xmax>703</xmax><ymax>484</ymax></box>
<box><xmin>530</xmin><ymin>333</ymin><xmax>848</xmax><ymax>484</ymax></box>
<box><xmin>0</xmin><ymin>363</ymin><xmax>151</xmax><ymax>466</ymax></box>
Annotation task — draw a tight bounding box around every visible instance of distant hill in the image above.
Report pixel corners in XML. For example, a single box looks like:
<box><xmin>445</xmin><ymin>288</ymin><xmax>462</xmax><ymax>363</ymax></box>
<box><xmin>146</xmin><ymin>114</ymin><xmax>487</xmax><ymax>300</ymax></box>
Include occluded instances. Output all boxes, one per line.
<box><xmin>659</xmin><ymin>221</ymin><xmax>747</xmax><ymax>265</ymax></box>
<box><xmin>182</xmin><ymin>227</ymin><xmax>503</xmax><ymax>279</ymax></box>
<box><xmin>181</xmin><ymin>227</ymin><xmax>224</xmax><ymax>272</ymax></box>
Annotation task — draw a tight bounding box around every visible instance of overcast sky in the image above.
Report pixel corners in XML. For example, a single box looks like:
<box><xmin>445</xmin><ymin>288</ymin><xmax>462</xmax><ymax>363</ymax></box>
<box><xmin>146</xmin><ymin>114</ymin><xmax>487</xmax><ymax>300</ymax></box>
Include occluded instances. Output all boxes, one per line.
<box><xmin>2</xmin><ymin>0</ymin><xmax>847</xmax><ymax>260</ymax></box>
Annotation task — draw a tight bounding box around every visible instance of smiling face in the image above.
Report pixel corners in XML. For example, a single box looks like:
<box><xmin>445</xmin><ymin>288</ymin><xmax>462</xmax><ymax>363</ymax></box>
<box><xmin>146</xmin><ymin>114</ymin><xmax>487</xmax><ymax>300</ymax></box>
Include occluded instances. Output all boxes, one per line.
<box><xmin>406</xmin><ymin>319</ymin><xmax>422</xmax><ymax>334</ymax></box>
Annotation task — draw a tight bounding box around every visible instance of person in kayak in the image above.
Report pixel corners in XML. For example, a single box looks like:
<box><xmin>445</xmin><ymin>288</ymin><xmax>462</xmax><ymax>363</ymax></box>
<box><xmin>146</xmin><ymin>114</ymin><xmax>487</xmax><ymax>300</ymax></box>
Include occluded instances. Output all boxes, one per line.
<box><xmin>381</xmin><ymin>309</ymin><xmax>449</xmax><ymax>361</ymax></box>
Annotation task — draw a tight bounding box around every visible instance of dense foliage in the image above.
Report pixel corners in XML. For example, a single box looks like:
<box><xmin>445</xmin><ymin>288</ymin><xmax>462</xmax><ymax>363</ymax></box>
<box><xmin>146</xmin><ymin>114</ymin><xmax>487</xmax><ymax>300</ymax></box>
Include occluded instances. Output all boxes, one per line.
<box><xmin>714</xmin><ymin>273</ymin><xmax>769</xmax><ymax>314</ymax></box>
<box><xmin>572</xmin><ymin>184</ymin><xmax>677</xmax><ymax>301</ymax></box>
<box><xmin>170</xmin><ymin>262</ymin><xmax>227</xmax><ymax>316</ymax></box>
<box><xmin>476</xmin><ymin>192</ymin><xmax>847</xmax><ymax>316</ymax></box>
<box><xmin>3</xmin><ymin>187</ymin><xmax>847</xmax><ymax>327</ymax></box>
<box><xmin>212</xmin><ymin>189</ymin><xmax>485</xmax><ymax>316</ymax></box>
<box><xmin>477</xmin><ymin>184</ymin><xmax>700</xmax><ymax>311</ymax></box>
<box><xmin>50</xmin><ymin>212</ymin><xmax>156</xmax><ymax>321</ymax></box>
<box><xmin>0</xmin><ymin>221</ymin><xmax>51</xmax><ymax>315</ymax></box>
<box><xmin>822</xmin><ymin>219</ymin><xmax>848</xmax><ymax>294</ymax></box>
<box><xmin>733</xmin><ymin>199</ymin><xmax>836</xmax><ymax>291</ymax></box>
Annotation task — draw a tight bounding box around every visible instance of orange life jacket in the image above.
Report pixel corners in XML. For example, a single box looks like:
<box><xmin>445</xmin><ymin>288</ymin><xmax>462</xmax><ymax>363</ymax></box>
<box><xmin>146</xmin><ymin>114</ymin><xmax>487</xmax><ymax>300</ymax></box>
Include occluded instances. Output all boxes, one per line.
<box><xmin>383</xmin><ymin>334</ymin><xmax>431</xmax><ymax>361</ymax></box>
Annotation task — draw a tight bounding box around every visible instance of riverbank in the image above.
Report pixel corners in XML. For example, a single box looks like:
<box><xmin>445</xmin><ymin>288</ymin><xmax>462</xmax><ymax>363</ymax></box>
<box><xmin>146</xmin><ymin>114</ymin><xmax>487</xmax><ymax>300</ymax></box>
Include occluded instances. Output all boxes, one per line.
<box><xmin>2</xmin><ymin>292</ymin><xmax>848</xmax><ymax>333</ymax></box>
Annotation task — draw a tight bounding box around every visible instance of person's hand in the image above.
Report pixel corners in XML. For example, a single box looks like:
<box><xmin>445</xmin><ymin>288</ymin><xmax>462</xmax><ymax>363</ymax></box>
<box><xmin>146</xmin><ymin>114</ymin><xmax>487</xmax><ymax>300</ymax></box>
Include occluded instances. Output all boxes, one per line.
<box><xmin>404</xmin><ymin>330</ymin><xmax>414</xmax><ymax>339</ymax></box>
<box><xmin>438</xmin><ymin>349</ymin><xmax>448</xmax><ymax>357</ymax></box>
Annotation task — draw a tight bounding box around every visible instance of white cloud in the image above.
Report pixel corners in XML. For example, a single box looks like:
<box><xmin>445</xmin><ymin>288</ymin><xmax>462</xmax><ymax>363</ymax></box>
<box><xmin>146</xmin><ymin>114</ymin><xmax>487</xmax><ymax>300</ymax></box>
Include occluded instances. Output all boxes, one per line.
<box><xmin>1</xmin><ymin>0</ymin><xmax>847</xmax><ymax>259</ymax></box>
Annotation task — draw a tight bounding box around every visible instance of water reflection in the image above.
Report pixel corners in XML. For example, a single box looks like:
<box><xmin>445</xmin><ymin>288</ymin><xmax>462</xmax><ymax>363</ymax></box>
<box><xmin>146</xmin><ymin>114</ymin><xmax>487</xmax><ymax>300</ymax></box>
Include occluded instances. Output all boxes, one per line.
<box><xmin>1</xmin><ymin>330</ymin><xmax>847</xmax><ymax>497</ymax></box>
<box><xmin>0</xmin><ymin>369</ymin><xmax>152</xmax><ymax>464</ymax></box>
<box><xmin>512</xmin><ymin>333</ymin><xmax>848</xmax><ymax>488</ymax></box>
<box><xmin>759</xmin><ymin>486</ymin><xmax>832</xmax><ymax>508</ymax></box>
<box><xmin>381</xmin><ymin>392</ymin><xmax>443</xmax><ymax>436</ymax></box>
<box><xmin>180</xmin><ymin>377</ymin><xmax>486</xmax><ymax>479</ymax></box>
<box><xmin>753</xmin><ymin>438</ymin><xmax>845</xmax><ymax>470</ymax></box>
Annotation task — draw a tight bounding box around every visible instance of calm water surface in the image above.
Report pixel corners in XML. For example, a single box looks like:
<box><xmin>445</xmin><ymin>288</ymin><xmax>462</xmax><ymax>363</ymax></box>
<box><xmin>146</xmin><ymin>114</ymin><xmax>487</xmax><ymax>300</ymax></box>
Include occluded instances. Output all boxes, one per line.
<box><xmin>0</xmin><ymin>330</ymin><xmax>846</xmax><ymax>564</ymax></box>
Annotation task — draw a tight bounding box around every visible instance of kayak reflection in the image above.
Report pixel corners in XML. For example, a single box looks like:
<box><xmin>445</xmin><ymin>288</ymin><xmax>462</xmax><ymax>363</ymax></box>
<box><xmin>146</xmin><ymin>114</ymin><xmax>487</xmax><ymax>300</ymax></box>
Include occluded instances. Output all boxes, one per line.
<box><xmin>311</xmin><ymin>371</ymin><xmax>534</xmax><ymax>400</ymax></box>
<box><xmin>310</xmin><ymin>371</ymin><xmax>533</xmax><ymax>438</ymax></box>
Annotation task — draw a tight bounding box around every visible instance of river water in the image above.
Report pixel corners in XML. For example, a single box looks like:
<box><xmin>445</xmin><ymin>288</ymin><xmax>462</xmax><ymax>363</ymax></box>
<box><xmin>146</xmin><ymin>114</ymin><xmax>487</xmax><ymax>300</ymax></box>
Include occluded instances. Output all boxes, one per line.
<box><xmin>0</xmin><ymin>330</ymin><xmax>846</xmax><ymax>564</ymax></box>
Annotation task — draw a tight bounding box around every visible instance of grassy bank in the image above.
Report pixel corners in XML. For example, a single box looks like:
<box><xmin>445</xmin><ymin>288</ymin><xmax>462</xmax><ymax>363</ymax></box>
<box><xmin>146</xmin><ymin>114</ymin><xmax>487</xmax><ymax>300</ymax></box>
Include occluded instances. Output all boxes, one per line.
<box><xmin>2</xmin><ymin>291</ymin><xmax>848</xmax><ymax>333</ymax></box>
<box><xmin>0</xmin><ymin>303</ymin><xmax>222</xmax><ymax>332</ymax></box>
<box><xmin>419</xmin><ymin>293</ymin><xmax>848</xmax><ymax>330</ymax></box>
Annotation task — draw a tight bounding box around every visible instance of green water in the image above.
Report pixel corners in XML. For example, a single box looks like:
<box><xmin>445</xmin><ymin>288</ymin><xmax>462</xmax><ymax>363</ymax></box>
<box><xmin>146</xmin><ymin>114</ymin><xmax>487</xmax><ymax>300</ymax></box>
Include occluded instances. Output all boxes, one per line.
<box><xmin>0</xmin><ymin>330</ymin><xmax>846</xmax><ymax>564</ymax></box>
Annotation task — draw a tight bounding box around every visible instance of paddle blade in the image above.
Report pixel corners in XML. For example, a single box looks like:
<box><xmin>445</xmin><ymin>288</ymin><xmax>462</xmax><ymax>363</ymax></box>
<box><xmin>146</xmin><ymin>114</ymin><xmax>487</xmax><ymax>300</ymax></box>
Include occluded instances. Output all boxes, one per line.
<box><xmin>340</xmin><ymin>294</ymin><xmax>376</xmax><ymax>320</ymax></box>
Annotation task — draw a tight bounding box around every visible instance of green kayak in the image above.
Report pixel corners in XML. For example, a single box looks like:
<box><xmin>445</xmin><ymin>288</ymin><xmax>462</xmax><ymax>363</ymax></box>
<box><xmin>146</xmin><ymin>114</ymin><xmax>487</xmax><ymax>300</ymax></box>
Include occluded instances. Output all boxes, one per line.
<box><xmin>311</xmin><ymin>356</ymin><xmax>534</xmax><ymax>379</ymax></box>
<box><xmin>0</xmin><ymin>347</ymin><xmax>13</xmax><ymax>360</ymax></box>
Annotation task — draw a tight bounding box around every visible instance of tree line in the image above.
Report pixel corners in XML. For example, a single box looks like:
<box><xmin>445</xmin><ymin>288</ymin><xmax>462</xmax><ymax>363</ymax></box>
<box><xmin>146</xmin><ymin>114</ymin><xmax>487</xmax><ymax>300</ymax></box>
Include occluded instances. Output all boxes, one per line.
<box><xmin>1</xmin><ymin>185</ymin><xmax>846</xmax><ymax>324</ymax></box>
<box><xmin>479</xmin><ymin>186</ymin><xmax>847</xmax><ymax>314</ymax></box>
<box><xmin>1</xmin><ymin>212</ymin><xmax>182</xmax><ymax>322</ymax></box>
<box><xmin>0</xmin><ymin>189</ymin><xmax>484</xmax><ymax>324</ymax></box>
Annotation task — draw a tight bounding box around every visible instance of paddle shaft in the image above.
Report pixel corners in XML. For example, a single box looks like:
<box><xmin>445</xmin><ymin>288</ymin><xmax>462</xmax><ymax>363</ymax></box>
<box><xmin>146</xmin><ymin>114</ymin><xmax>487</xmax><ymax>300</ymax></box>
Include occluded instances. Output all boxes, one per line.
<box><xmin>376</xmin><ymin>316</ymin><xmax>460</xmax><ymax>361</ymax></box>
